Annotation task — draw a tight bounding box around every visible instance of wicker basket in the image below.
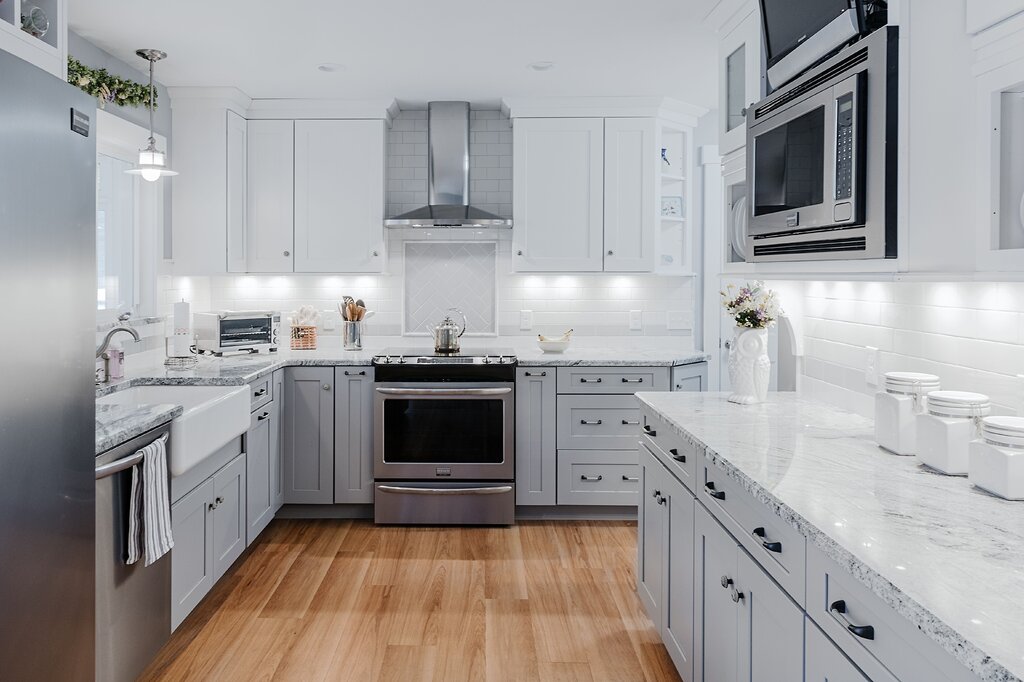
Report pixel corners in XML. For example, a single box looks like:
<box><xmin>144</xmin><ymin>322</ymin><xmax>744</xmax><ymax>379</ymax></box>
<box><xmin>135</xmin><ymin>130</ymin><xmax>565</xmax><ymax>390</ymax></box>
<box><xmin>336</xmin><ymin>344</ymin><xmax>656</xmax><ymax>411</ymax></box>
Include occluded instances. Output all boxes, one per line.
<box><xmin>290</xmin><ymin>325</ymin><xmax>318</xmax><ymax>350</ymax></box>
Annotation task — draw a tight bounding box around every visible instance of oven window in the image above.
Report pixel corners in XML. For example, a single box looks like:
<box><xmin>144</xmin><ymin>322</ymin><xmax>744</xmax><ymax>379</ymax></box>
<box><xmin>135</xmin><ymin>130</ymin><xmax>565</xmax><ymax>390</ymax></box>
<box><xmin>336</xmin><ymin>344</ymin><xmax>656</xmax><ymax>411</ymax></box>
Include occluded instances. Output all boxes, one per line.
<box><xmin>753</xmin><ymin>106</ymin><xmax>825</xmax><ymax>215</ymax></box>
<box><xmin>220</xmin><ymin>317</ymin><xmax>272</xmax><ymax>347</ymax></box>
<box><xmin>383</xmin><ymin>398</ymin><xmax>505</xmax><ymax>464</ymax></box>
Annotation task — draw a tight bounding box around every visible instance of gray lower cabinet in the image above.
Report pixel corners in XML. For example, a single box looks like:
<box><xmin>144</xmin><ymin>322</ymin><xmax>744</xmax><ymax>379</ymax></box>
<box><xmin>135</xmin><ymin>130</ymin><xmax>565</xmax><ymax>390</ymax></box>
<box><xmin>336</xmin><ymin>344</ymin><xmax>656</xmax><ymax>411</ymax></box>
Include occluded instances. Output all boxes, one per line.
<box><xmin>282</xmin><ymin>367</ymin><xmax>334</xmax><ymax>504</ymax></box>
<box><xmin>737</xmin><ymin>543</ymin><xmax>804</xmax><ymax>681</ymax></box>
<box><xmin>515</xmin><ymin>368</ymin><xmax>557</xmax><ymax>505</ymax></box>
<box><xmin>170</xmin><ymin>452</ymin><xmax>247</xmax><ymax>630</ymax></box>
<box><xmin>556</xmin><ymin>394</ymin><xmax>642</xmax><ymax>450</ymax></box>
<box><xmin>556</xmin><ymin>450</ymin><xmax>639</xmax><ymax>506</ymax></box>
<box><xmin>334</xmin><ymin>367</ymin><xmax>374</xmax><ymax>504</ymax></box>
<box><xmin>271</xmin><ymin>369</ymin><xmax>285</xmax><ymax>512</ymax></box>
<box><xmin>806</xmin><ymin>619</ymin><xmax>873</xmax><ymax>682</ymax></box>
<box><xmin>245</xmin><ymin>402</ymin><xmax>275</xmax><ymax>546</ymax></box>
<box><xmin>638</xmin><ymin>443</ymin><xmax>665</xmax><ymax>620</ymax></box>
<box><xmin>672</xmin><ymin>362</ymin><xmax>708</xmax><ymax>392</ymax></box>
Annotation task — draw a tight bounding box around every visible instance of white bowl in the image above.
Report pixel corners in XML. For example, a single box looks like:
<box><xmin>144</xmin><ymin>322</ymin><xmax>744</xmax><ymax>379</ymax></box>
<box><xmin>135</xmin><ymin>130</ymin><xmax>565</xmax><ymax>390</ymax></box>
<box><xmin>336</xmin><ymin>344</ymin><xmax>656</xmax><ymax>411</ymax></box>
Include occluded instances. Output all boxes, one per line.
<box><xmin>538</xmin><ymin>339</ymin><xmax>570</xmax><ymax>353</ymax></box>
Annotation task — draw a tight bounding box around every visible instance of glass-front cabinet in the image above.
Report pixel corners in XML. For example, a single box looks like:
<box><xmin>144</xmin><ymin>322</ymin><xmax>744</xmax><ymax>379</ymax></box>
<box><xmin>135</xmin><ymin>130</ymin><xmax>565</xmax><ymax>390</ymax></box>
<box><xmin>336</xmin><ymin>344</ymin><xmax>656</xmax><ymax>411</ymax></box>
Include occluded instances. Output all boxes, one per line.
<box><xmin>718</xmin><ymin>3</ymin><xmax>765</xmax><ymax>154</ymax></box>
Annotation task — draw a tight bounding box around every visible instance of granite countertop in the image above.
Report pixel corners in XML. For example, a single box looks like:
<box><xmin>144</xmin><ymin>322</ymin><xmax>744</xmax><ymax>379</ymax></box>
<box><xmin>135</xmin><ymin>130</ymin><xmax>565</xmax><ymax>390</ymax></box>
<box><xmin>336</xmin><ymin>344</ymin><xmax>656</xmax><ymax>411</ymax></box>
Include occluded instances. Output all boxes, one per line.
<box><xmin>95</xmin><ymin>402</ymin><xmax>182</xmax><ymax>454</ymax></box>
<box><xmin>636</xmin><ymin>392</ymin><xmax>1024</xmax><ymax>682</ymax></box>
<box><xmin>95</xmin><ymin>336</ymin><xmax>709</xmax><ymax>398</ymax></box>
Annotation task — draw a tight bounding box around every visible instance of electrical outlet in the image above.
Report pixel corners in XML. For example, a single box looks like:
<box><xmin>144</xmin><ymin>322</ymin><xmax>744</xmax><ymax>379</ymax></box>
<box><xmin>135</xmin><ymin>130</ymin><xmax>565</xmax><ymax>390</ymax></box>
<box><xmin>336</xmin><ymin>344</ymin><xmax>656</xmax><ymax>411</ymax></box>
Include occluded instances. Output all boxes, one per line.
<box><xmin>520</xmin><ymin>310</ymin><xmax>533</xmax><ymax>331</ymax></box>
<box><xmin>629</xmin><ymin>310</ymin><xmax>643</xmax><ymax>331</ymax></box>
<box><xmin>666</xmin><ymin>311</ymin><xmax>688</xmax><ymax>331</ymax></box>
<box><xmin>865</xmin><ymin>346</ymin><xmax>880</xmax><ymax>387</ymax></box>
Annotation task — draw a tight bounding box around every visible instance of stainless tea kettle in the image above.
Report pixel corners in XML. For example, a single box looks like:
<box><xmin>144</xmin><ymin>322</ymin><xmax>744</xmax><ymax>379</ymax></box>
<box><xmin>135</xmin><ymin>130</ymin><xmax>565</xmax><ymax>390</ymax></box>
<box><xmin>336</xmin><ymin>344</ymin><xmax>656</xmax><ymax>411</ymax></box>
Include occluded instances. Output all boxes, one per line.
<box><xmin>433</xmin><ymin>308</ymin><xmax>467</xmax><ymax>353</ymax></box>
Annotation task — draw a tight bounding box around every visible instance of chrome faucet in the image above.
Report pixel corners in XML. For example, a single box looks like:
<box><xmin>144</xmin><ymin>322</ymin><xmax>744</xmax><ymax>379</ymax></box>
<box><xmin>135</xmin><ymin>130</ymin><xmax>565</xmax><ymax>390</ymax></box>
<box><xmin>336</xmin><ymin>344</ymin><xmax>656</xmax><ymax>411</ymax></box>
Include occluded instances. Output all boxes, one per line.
<box><xmin>96</xmin><ymin>326</ymin><xmax>141</xmax><ymax>384</ymax></box>
<box><xmin>96</xmin><ymin>326</ymin><xmax>141</xmax><ymax>359</ymax></box>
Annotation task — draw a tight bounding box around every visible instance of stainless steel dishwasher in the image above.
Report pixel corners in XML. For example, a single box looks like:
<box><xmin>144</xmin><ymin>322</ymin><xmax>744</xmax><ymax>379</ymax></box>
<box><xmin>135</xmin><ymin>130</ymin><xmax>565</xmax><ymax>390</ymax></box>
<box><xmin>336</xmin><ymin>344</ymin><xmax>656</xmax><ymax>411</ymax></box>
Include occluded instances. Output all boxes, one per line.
<box><xmin>95</xmin><ymin>423</ymin><xmax>172</xmax><ymax>682</ymax></box>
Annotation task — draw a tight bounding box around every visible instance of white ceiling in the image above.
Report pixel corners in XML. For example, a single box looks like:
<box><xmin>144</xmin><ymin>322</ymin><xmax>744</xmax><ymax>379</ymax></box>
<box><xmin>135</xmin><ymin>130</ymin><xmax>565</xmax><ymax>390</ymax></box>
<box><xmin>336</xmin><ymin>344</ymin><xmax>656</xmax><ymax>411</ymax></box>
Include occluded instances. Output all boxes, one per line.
<box><xmin>69</xmin><ymin>0</ymin><xmax>721</xmax><ymax>109</ymax></box>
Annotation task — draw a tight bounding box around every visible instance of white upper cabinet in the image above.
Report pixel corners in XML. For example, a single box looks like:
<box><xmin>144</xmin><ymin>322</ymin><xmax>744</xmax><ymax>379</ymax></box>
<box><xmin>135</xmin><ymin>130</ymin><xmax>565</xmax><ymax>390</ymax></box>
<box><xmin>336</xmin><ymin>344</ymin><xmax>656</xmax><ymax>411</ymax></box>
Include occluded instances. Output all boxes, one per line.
<box><xmin>225</xmin><ymin>110</ymin><xmax>247</xmax><ymax>273</ymax></box>
<box><xmin>966</xmin><ymin>0</ymin><xmax>1024</xmax><ymax>34</ymax></box>
<box><xmin>718</xmin><ymin>4</ymin><xmax>764</xmax><ymax>155</ymax></box>
<box><xmin>294</xmin><ymin>120</ymin><xmax>384</xmax><ymax>273</ymax></box>
<box><xmin>604</xmin><ymin>118</ymin><xmax>656</xmax><ymax>272</ymax></box>
<box><xmin>513</xmin><ymin>117</ymin><xmax>605</xmax><ymax>272</ymax></box>
<box><xmin>0</xmin><ymin>0</ymin><xmax>67</xmax><ymax>79</ymax></box>
<box><xmin>246</xmin><ymin>119</ymin><xmax>294</xmax><ymax>273</ymax></box>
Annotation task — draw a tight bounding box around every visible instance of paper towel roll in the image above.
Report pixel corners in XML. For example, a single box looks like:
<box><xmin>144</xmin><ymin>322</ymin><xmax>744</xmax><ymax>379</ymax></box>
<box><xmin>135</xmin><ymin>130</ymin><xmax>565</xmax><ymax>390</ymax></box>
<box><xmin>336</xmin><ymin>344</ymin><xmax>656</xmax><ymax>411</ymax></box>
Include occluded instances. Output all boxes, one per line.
<box><xmin>172</xmin><ymin>300</ymin><xmax>191</xmax><ymax>357</ymax></box>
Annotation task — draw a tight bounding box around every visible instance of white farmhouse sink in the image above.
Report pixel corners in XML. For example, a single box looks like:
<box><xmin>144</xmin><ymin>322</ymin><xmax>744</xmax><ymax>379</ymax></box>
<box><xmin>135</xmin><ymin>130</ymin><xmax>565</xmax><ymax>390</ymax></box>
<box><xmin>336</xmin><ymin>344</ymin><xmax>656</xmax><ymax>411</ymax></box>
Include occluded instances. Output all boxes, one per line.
<box><xmin>98</xmin><ymin>385</ymin><xmax>250</xmax><ymax>476</ymax></box>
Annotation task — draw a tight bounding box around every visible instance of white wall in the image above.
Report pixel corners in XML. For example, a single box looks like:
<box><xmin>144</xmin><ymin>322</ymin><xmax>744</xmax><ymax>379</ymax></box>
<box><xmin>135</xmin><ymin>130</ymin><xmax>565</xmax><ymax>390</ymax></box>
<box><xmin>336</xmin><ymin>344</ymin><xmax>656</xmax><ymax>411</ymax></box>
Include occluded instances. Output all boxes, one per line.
<box><xmin>780</xmin><ymin>279</ymin><xmax>1024</xmax><ymax>417</ymax></box>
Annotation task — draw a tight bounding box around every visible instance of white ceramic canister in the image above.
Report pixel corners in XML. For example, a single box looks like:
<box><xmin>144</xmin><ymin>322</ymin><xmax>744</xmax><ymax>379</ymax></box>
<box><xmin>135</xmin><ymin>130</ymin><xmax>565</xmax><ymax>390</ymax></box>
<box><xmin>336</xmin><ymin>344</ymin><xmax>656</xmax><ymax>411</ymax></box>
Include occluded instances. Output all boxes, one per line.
<box><xmin>969</xmin><ymin>416</ymin><xmax>1024</xmax><ymax>500</ymax></box>
<box><xmin>874</xmin><ymin>372</ymin><xmax>940</xmax><ymax>455</ymax></box>
<box><xmin>916</xmin><ymin>391</ymin><xmax>991</xmax><ymax>475</ymax></box>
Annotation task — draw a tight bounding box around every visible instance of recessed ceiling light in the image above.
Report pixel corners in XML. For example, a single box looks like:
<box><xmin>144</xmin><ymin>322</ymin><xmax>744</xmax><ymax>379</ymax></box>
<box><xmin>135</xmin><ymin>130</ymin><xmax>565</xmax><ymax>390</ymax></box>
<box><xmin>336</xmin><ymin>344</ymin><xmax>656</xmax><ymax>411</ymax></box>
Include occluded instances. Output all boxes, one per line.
<box><xmin>317</xmin><ymin>63</ymin><xmax>345</xmax><ymax>73</ymax></box>
<box><xmin>528</xmin><ymin>61</ymin><xmax>555</xmax><ymax>72</ymax></box>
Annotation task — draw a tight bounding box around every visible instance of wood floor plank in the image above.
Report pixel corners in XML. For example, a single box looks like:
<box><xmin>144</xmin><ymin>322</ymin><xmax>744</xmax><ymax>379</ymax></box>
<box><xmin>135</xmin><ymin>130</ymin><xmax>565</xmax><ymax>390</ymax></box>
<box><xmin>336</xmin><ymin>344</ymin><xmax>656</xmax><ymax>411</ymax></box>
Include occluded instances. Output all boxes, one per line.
<box><xmin>142</xmin><ymin>519</ymin><xmax>680</xmax><ymax>681</ymax></box>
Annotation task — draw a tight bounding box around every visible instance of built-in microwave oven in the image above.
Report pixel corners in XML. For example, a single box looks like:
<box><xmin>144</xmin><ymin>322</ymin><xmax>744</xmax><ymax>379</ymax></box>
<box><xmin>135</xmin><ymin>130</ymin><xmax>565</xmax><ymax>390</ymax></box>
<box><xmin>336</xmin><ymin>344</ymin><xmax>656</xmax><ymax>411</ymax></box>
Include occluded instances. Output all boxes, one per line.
<box><xmin>745</xmin><ymin>26</ymin><xmax>897</xmax><ymax>262</ymax></box>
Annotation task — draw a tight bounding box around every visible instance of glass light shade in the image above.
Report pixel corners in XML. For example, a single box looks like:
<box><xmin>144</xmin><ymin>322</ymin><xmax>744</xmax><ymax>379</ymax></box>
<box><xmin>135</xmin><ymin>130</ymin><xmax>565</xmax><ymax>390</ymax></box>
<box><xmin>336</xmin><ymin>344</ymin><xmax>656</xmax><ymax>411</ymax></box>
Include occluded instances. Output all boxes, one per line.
<box><xmin>138</xmin><ymin>149</ymin><xmax>165</xmax><ymax>166</ymax></box>
<box><xmin>125</xmin><ymin>147</ymin><xmax>177</xmax><ymax>182</ymax></box>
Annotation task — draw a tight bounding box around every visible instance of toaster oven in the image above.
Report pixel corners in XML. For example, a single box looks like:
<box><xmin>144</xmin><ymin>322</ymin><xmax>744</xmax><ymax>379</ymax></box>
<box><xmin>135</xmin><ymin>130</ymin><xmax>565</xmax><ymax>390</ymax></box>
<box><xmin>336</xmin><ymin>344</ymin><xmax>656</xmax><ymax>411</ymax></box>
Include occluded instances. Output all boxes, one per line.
<box><xmin>194</xmin><ymin>311</ymin><xmax>280</xmax><ymax>355</ymax></box>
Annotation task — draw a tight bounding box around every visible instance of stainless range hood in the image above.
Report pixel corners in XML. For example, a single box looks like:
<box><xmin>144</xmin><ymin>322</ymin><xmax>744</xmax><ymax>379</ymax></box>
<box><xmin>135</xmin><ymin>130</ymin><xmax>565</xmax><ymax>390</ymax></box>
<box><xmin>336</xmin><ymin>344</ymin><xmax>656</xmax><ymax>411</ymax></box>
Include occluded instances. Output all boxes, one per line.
<box><xmin>384</xmin><ymin>101</ymin><xmax>512</xmax><ymax>228</ymax></box>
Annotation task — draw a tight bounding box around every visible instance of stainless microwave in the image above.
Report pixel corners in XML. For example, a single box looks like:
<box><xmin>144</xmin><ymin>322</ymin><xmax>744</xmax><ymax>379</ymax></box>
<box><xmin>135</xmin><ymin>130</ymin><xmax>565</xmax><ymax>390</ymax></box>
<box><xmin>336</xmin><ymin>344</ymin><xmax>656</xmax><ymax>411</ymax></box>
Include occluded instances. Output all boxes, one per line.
<box><xmin>194</xmin><ymin>311</ymin><xmax>280</xmax><ymax>355</ymax></box>
<box><xmin>745</xmin><ymin>26</ymin><xmax>897</xmax><ymax>262</ymax></box>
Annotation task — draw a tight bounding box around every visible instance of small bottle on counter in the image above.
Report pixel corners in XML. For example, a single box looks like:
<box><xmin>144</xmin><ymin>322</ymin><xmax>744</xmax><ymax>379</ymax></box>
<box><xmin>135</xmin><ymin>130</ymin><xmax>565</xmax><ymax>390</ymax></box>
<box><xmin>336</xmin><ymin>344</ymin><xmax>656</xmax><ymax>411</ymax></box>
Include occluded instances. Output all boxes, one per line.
<box><xmin>106</xmin><ymin>340</ymin><xmax>125</xmax><ymax>379</ymax></box>
<box><xmin>875</xmin><ymin>372</ymin><xmax>939</xmax><ymax>455</ymax></box>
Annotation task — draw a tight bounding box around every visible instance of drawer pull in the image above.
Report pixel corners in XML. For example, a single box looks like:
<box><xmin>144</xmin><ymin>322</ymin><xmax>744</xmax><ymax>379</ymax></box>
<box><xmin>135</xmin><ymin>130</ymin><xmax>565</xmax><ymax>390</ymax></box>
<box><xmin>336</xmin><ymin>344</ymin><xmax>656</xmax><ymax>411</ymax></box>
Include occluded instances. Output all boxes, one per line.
<box><xmin>622</xmin><ymin>419</ymin><xmax>640</xmax><ymax>425</ymax></box>
<box><xmin>253</xmin><ymin>388</ymin><xmax>267</xmax><ymax>397</ymax></box>
<box><xmin>580</xmin><ymin>475</ymin><xmax>603</xmax><ymax>482</ymax></box>
<box><xmin>579</xmin><ymin>377</ymin><xmax>603</xmax><ymax>383</ymax></box>
<box><xmin>257</xmin><ymin>411</ymin><xmax>270</xmax><ymax>421</ymax></box>
<box><xmin>621</xmin><ymin>377</ymin><xmax>644</xmax><ymax>383</ymax></box>
<box><xmin>524</xmin><ymin>371</ymin><xmax>547</xmax><ymax>377</ymax></box>
<box><xmin>580</xmin><ymin>419</ymin><xmax>603</xmax><ymax>425</ymax></box>
<box><xmin>622</xmin><ymin>475</ymin><xmax>639</xmax><ymax>482</ymax></box>
<box><xmin>669</xmin><ymin>448</ymin><xmax>686</xmax><ymax>463</ymax></box>
<box><xmin>830</xmin><ymin>600</ymin><xmax>875</xmax><ymax>640</ymax></box>
<box><xmin>344</xmin><ymin>370</ymin><xmax>367</xmax><ymax>376</ymax></box>
<box><xmin>752</xmin><ymin>527</ymin><xmax>782</xmax><ymax>553</ymax></box>
<box><xmin>642</xmin><ymin>425</ymin><xmax>657</xmax><ymax>438</ymax></box>
<box><xmin>704</xmin><ymin>481</ymin><xmax>725</xmax><ymax>500</ymax></box>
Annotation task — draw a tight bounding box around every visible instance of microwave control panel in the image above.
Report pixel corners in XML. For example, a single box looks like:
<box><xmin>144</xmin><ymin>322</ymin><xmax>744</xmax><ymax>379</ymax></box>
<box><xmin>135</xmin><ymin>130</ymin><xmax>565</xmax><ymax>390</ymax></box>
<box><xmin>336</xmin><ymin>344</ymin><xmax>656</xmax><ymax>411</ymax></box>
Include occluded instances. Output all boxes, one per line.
<box><xmin>835</xmin><ymin>92</ymin><xmax>854</xmax><ymax>200</ymax></box>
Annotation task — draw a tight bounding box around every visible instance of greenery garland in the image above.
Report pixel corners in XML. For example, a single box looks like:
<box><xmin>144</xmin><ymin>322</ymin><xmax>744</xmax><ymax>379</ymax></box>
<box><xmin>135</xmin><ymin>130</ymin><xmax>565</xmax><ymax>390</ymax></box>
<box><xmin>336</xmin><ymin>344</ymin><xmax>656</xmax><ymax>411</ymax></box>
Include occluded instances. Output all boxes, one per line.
<box><xmin>67</xmin><ymin>57</ymin><xmax>156</xmax><ymax>110</ymax></box>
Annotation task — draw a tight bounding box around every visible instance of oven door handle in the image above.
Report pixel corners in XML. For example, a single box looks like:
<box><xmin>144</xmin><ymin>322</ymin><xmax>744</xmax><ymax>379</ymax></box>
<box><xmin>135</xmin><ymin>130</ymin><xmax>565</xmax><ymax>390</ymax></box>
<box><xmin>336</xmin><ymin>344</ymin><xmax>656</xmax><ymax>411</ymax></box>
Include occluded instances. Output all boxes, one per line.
<box><xmin>376</xmin><ymin>485</ymin><xmax>513</xmax><ymax>495</ymax></box>
<box><xmin>375</xmin><ymin>387</ymin><xmax>512</xmax><ymax>397</ymax></box>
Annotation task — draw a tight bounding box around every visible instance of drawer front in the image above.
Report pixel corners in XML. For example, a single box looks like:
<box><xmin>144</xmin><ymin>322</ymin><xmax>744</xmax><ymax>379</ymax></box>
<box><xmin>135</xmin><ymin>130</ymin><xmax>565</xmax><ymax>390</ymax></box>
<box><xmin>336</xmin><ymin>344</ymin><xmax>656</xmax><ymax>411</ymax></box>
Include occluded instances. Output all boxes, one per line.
<box><xmin>640</xmin><ymin>405</ymin><xmax>698</xmax><ymax>492</ymax></box>
<box><xmin>557</xmin><ymin>367</ymin><xmax>670</xmax><ymax>394</ymax></box>
<box><xmin>557</xmin><ymin>450</ymin><xmax>639</xmax><ymax>506</ymax></box>
<box><xmin>250</xmin><ymin>376</ymin><xmax>273</xmax><ymax>411</ymax></box>
<box><xmin>557</xmin><ymin>395</ymin><xmax>641</xmax><ymax>450</ymax></box>
<box><xmin>700</xmin><ymin>456</ymin><xmax>806</xmax><ymax>605</ymax></box>
<box><xmin>807</xmin><ymin>546</ymin><xmax>976</xmax><ymax>682</ymax></box>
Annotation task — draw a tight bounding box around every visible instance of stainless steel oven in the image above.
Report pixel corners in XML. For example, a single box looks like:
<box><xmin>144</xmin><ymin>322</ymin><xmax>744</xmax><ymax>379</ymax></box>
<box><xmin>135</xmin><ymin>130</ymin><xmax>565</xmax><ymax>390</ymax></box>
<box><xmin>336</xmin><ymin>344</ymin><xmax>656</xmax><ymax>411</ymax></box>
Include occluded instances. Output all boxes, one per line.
<box><xmin>372</xmin><ymin>348</ymin><xmax>516</xmax><ymax>525</ymax></box>
<box><xmin>746</xmin><ymin>26</ymin><xmax>897</xmax><ymax>261</ymax></box>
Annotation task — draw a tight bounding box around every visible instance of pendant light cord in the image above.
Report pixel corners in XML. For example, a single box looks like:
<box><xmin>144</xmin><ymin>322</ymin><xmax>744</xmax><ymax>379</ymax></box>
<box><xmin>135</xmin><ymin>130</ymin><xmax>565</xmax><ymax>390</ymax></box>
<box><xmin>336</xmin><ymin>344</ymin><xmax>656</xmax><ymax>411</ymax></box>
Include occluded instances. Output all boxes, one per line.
<box><xmin>147</xmin><ymin>56</ymin><xmax>155</xmax><ymax>148</ymax></box>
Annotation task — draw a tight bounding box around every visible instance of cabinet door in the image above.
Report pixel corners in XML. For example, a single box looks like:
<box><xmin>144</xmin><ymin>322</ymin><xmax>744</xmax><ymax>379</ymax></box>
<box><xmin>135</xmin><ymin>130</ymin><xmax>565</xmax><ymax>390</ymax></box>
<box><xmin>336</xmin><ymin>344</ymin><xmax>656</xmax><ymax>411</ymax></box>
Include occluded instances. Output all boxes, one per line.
<box><xmin>282</xmin><ymin>367</ymin><xmax>335</xmax><ymax>504</ymax></box>
<box><xmin>737</xmin><ymin>548</ymin><xmax>804</xmax><ymax>682</ymax></box>
<box><xmin>719</xmin><ymin>6</ymin><xmax>764</xmax><ymax>154</ymax></box>
<box><xmin>663</xmin><ymin>469</ymin><xmax>696</xmax><ymax>680</ymax></box>
<box><xmin>246</xmin><ymin>119</ymin><xmax>294</xmax><ymax>273</ymax></box>
<box><xmin>515</xmin><ymin>368</ymin><xmax>557</xmax><ymax>505</ymax></box>
<box><xmin>334</xmin><ymin>367</ymin><xmax>375</xmax><ymax>503</ymax></box>
<box><xmin>212</xmin><ymin>453</ymin><xmax>247</xmax><ymax>581</ymax></box>
<box><xmin>637</xmin><ymin>444</ymin><xmax>665</xmax><ymax>623</ymax></box>
<box><xmin>604</xmin><ymin>117</ymin><xmax>656</xmax><ymax>272</ymax></box>
<box><xmin>294</xmin><ymin>120</ymin><xmax>385</xmax><ymax>273</ymax></box>
<box><xmin>806</xmin><ymin>619</ymin><xmax>871</xmax><ymax>682</ymax></box>
<box><xmin>271</xmin><ymin>369</ymin><xmax>285</xmax><ymax>512</ymax></box>
<box><xmin>694</xmin><ymin>503</ymin><xmax>740</xmax><ymax>682</ymax></box>
<box><xmin>170</xmin><ymin>477</ymin><xmax>214</xmax><ymax>631</ymax></box>
<box><xmin>512</xmin><ymin>118</ymin><xmax>604</xmax><ymax>272</ymax></box>
<box><xmin>226</xmin><ymin>110</ymin><xmax>247</xmax><ymax>273</ymax></box>
<box><xmin>673</xmin><ymin>363</ymin><xmax>708</xmax><ymax>392</ymax></box>
<box><xmin>245</xmin><ymin>405</ymin><xmax>274</xmax><ymax>545</ymax></box>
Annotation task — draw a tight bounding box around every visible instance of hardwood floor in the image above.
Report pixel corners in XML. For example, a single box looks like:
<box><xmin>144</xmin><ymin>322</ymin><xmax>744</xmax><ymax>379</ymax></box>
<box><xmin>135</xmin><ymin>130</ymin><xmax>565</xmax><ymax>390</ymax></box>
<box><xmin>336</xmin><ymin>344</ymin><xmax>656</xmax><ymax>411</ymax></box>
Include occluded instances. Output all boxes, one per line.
<box><xmin>141</xmin><ymin>520</ymin><xmax>681</xmax><ymax>682</ymax></box>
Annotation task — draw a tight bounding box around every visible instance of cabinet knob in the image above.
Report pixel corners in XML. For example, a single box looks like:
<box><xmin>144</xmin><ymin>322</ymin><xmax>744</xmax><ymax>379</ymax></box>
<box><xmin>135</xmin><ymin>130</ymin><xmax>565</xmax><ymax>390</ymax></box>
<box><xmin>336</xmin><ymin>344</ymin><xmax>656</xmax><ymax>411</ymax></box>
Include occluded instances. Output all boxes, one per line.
<box><xmin>323</xmin><ymin>384</ymin><xmax>331</xmax><ymax>391</ymax></box>
<box><xmin>731</xmin><ymin>587</ymin><xmax>744</xmax><ymax>603</ymax></box>
<box><xmin>373</xmin><ymin>251</ymin><xmax>379</xmax><ymax>257</ymax></box>
<box><xmin>283</xmin><ymin>250</ymin><xmax>291</xmax><ymax>257</ymax></box>
<box><xmin>517</xmin><ymin>250</ymin><xmax>523</xmax><ymax>256</ymax></box>
<box><xmin>720</xmin><ymin>575</ymin><xmax>733</xmax><ymax>589</ymax></box>
<box><xmin>607</xmin><ymin>250</ymin><xmax>613</xmax><ymax>256</ymax></box>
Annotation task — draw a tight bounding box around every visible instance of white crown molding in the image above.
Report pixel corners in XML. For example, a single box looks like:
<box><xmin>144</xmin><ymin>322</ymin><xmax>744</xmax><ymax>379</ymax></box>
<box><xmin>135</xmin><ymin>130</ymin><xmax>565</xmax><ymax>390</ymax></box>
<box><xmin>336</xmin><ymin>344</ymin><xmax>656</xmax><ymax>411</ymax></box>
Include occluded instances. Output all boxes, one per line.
<box><xmin>501</xmin><ymin>96</ymin><xmax>707</xmax><ymax>126</ymax></box>
<box><xmin>246</xmin><ymin>98</ymin><xmax>398</xmax><ymax>123</ymax></box>
<box><xmin>167</xmin><ymin>87</ymin><xmax>252</xmax><ymax>114</ymax></box>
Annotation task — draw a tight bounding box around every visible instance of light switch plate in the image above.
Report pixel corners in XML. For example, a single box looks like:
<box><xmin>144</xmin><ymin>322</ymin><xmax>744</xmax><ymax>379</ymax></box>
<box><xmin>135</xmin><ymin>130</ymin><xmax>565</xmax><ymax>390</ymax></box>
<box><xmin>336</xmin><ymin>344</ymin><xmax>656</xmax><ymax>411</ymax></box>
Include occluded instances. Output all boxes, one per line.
<box><xmin>520</xmin><ymin>310</ymin><xmax>533</xmax><ymax>331</ymax></box>
<box><xmin>323</xmin><ymin>312</ymin><xmax>336</xmax><ymax>331</ymax></box>
<box><xmin>666</xmin><ymin>311</ymin><xmax>688</xmax><ymax>330</ymax></box>
<box><xmin>629</xmin><ymin>310</ymin><xmax>643</xmax><ymax>331</ymax></box>
<box><xmin>865</xmin><ymin>346</ymin><xmax>879</xmax><ymax>387</ymax></box>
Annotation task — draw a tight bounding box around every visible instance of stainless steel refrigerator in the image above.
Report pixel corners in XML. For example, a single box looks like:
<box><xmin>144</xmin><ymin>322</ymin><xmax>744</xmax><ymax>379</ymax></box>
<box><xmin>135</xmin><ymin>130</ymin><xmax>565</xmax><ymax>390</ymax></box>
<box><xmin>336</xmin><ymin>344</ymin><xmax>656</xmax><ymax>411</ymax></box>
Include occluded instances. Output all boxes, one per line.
<box><xmin>0</xmin><ymin>49</ymin><xmax>98</xmax><ymax>679</ymax></box>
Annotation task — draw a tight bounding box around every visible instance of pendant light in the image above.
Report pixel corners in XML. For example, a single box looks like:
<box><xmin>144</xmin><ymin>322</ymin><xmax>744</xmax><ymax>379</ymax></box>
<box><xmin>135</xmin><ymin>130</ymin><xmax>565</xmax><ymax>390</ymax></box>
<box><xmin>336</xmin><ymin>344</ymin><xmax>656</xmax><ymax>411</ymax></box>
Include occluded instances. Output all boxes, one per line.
<box><xmin>125</xmin><ymin>49</ymin><xmax>177</xmax><ymax>182</ymax></box>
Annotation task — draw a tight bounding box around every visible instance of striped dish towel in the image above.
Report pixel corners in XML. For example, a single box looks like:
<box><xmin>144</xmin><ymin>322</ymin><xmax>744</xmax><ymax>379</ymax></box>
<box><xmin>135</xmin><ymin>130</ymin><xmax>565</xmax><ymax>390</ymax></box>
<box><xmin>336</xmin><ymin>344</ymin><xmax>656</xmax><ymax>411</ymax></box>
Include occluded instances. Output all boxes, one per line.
<box><xmin>126</xmin><ymin>434</ymin><xmax>174</xmax><ymax>566</ymax></box>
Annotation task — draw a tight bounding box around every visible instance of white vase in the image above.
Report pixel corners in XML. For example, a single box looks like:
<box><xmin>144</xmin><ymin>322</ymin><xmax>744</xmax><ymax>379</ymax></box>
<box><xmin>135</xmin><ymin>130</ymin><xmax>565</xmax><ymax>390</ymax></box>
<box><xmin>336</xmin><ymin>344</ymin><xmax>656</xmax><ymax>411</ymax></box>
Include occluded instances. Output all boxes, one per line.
<box><xmin>728</xmin><ymin>326</ymin><xmax>770</xmax><ymax>405</ymax></box>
